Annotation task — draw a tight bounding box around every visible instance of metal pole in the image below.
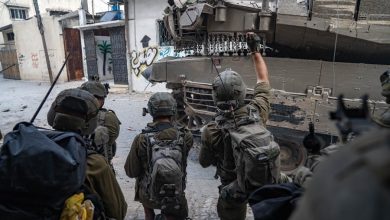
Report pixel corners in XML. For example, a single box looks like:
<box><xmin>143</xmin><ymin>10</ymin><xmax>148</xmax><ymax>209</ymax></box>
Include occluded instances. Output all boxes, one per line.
<box><xmin>79</xmin><ymin>9</ymin><xmax>88</xmax><ymax>80</ymax></box>
<box><xmin>92</xmin><ymin>0</ymin><xmax>95</xmax><ymax>23</ymax></box>
<box><xmin>33</xmin><ymin>0</ymin><xmax>54</xmax><ymax>83</ymax></box>
<box><xmin>125</xmin><ymin>0</ymin><xmax>135</xmax><ymax>92</ymax></box>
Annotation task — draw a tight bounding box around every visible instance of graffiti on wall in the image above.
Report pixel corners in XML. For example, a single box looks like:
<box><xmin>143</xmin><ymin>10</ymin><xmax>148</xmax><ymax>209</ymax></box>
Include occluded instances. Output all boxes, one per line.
<box><xmin>131</xmin><ymin>47</ymin><xmax>158</xmax><ymax>77</ymax></box>
<box><xmin>95</xmin><ymin>36</ymin><xmax>113</xmax><ymax>81</ymax></box>
<box><xmin>31</xmin><ymin>53</ymin><xmax>39</xmax><ymax>69</ymax></box>
<box><xmin>131</xmin><ymin>46</ymin><xmax>186</xmax><ymax>77</ymax></box>
<box><xmin>97</xmin><ymin>40</ymin><xmax>112</xmax><ymax>76</ymax></box>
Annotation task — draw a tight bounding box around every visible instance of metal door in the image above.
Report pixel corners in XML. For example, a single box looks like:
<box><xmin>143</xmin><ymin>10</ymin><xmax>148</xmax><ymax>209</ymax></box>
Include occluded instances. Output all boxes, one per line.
<box><xmin>63</xmin><ymin>28</ymin><xmax>83</xmax><ymax>81</ymax></box>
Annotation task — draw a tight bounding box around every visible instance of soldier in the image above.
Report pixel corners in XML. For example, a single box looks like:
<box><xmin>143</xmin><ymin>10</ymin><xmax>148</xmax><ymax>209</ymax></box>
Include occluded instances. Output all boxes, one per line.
<box><xmin>290</xmin><ymin>128</ymin><xmax>390</xmax><ymax>220</ymax></box>
<box><xmin>124</xmin><ymin>92</ymin><xmax>193</xmax><ymax>220</ymax></box>
<box><xmin>80</xmin><ymin>81</ymin><xmax>121</xmax><ymax>164</ymax></box>
<box><xmin>374</xmin><ymin>70</ymin><xmax>390</xmax><ymax>128</ymax></box>
<box><xmin>47</xmin><ymin>88</ymin><xmax>127</xmax><ymax>220</ymax></box>
<box><xmin>199</xmin><ymin>33</ymin><xmax>278</xmax><ymax>220</ymax></box>
<box><xmin>295</xmin><ymin>71</ymin><xmax>390</xmax><ymax>187</ymax></box>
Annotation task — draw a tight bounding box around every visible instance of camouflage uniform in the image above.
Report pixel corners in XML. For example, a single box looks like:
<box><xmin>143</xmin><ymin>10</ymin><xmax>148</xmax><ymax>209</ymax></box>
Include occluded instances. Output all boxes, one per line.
<box><xmin>47</xmin><ymin>88</ymin><xmax>127</xmax><ymax>219</ymax></box>
<box><xmin>124</xmin><ymin>122</ymin><xmax>193</xmax><ymax>219</ymax></box>
<box><xmin>199</xmin><ymin>82</ymin><xmax>271</xmax><ymax>220</ymax></box>
<box><xmin>85</xmin><ymin>153</ymin><xmax>127</xmax><ymax>220</ymax></box>
<box><xmin>97</xmin><ymin>108</ymin><xmax>121</xmax><ymax>161</ymax></box>
<box><xmin>374</xmin><ymin>109</ymin><xmax>390</xmax><ymax>128</ymax></box>
<box><xmin>290</xmin><ymin>128</ymin><xmax>390</xmax><ymax>220</ymax></box>
<box><xmin>80</xmin><ymin>81</ymin><xmax>121</xmax><ymax>162</ymax></box>
<box><xmin>293</xmin><ymin>144</ymin><xmax>340</xmax><ymax>187</ymax></box>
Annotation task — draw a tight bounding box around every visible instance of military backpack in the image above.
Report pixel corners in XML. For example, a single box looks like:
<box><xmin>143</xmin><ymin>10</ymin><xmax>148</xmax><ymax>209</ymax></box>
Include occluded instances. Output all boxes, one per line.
<box><xmin>142</xmin><ymin>125</ymin><xmax>186</xmax><ymax>212</ymax></box>
<box><xmin>96</xmin><ymin>109</ymin><xmax>120</xmax><ymax>160</ymax></box>
<box><xmin>219</xmin><ymin>106</ymin><xmax>280</xmax><ymax>196</ymax></box>
<box><xmin>0</xmin><ymin>122</ymin><xmax>87</xmax><ymax>219</ymax></box>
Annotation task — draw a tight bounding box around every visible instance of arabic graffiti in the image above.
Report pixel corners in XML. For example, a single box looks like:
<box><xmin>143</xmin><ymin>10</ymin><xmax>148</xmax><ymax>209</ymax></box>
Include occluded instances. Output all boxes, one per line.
<box><xmin>31</xmin><ymin>53</ymin><xmax>39</xmax><ymax>69</ymax></box>
<box><xmin>131</xmin><ymin>47</ymin><xmax>158</xmax><ymax>76</ymax></box>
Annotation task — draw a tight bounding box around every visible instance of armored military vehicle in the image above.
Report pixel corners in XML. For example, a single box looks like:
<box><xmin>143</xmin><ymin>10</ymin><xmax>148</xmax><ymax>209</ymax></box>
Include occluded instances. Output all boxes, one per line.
<box><xmin>147</xmin><ymin>0</ymin><xmax>390</xmax><ymax>173</ymax></box>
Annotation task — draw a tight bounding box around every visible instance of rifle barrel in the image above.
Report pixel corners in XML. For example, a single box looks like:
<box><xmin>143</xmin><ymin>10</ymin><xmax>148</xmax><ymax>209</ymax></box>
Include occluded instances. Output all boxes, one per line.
<box><xmin>30</xmin><ymin>53</ymin><xmax>71</xmax><ymax>123</ymax></box>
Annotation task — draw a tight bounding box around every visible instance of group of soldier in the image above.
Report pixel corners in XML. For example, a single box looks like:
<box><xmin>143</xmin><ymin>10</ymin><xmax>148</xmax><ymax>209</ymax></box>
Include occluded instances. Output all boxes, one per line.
<box><xmin>0</xmin><ymin>32</ymin><xmax>389</xmax><ymax>220</ymax></box>
<box><xmin>124</xmin><ymin>33</ymin><xmax>389</xmax><ymax>220</ymax></box>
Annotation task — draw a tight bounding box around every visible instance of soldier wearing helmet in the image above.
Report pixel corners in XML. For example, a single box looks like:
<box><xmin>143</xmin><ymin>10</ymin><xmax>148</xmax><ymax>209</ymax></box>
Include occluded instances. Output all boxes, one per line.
<box><xmin>47</xmin><ymin>88</ymin><xmax>127</xmax><ymax>220</ymax></box>
<box><xmin>80</xmin><ymin>81</ymin><xmax>121</xmax><ymax>165</ymax></box>
<box><xmin>199</xmin><ymin>33</ymin><xmax>273</xmax><ymax>220</ymax></box>
<box><xmin>124</xmin><ymin>92</ymin><xmax>193</xmax><ymax>220</ymax></box>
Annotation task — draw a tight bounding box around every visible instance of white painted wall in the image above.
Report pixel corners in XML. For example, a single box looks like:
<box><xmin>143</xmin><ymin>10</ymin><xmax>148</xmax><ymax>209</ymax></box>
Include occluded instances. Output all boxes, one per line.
<box><xmin>0</xmin><ymin>0</ymin><xmax>108</xmax><ymax>45</ymax></box>
<box><xmin>127</xmin><ymin>0</ymin><xmax>169</xmax><ymax>92</ymax></box>
<box><xmin>13</xmin><ymin>15</ymin><xmax>68</xmax><ymax>82</ymax></box>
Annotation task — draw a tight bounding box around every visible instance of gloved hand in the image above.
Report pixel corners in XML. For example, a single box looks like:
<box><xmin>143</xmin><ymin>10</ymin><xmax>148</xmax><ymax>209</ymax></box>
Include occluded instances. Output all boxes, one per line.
<box><xmin>246</xmin><ymin>32</ymin><xmax>262</xmax><ymax>53</ymax></box>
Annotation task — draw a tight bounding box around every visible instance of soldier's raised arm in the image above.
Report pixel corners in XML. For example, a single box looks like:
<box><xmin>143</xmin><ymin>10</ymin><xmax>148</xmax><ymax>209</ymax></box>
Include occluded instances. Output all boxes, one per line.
<box><xmin>247</xmin><ymin>33</ymin><xmax>270</xmax><ymax>84</ymax></box>
<box><xmin>247</xmin><ymin>33</ymin><xmax>271</xmax><ymax>123</ymax></box>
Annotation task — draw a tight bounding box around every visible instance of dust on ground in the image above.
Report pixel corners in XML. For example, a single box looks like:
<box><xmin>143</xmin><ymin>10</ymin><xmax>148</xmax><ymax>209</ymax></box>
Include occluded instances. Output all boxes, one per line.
<box><xmin>0</xmin><ymin>75</ymin><xmax>254</xmax><ymax>219</ymax></box>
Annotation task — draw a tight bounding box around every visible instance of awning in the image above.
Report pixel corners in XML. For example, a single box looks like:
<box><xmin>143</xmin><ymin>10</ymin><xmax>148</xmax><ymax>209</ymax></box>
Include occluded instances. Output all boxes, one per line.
<box><xmin>74</xmin><ymin>20</ymin><xmax>125</xmax><ymax>30</ymax></box>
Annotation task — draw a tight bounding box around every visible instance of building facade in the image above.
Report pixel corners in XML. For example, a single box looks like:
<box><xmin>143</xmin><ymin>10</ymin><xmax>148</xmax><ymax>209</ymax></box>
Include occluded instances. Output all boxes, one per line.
<box><xmin>0</xmin><ymin>0</ymin><xmax>108</xmax><ymax>79</ymax></box>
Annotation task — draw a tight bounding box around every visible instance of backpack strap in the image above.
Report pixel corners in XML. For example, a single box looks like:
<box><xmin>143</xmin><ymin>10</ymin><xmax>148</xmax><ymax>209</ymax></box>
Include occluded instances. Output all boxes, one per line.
<box><xmin>98</xmin><ymin>110</ymin><xmax>106</xmax><ymax>126</ymax></box>
<box><xmin>51</xmin><ymin>132</ymin><xmax>85</xmax><ymax>145</ymax></box>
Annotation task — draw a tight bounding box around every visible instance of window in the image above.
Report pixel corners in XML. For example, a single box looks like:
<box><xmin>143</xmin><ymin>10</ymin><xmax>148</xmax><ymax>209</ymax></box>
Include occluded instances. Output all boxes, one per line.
<box><xmin>157</xmin><ymin>19</ymin><xmax>173</xmax><ymax>46</ymax></box>
<box><xmin>9</xmin><ymin>8</ymin><xmax>28</xmax><ymax>20</ymax></box>
<box><xmin>6</xmin><ymin>32</ymin><xmax>14</xmax><ymax>41</ymax></box>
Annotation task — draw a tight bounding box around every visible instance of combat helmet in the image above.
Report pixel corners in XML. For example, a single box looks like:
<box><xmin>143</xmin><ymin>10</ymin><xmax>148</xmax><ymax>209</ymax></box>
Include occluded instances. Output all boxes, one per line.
<box><xmin>80</xmin><ymin>81</ymin><xmax>107</xmax><ymax>99</ymax></box>
<box><xmin>47</xmin><ymin>88</ymin><xmax>100</xmax><ymax>135</ymax></box>
<box><xmin>380</xmin><ymin>70</ymin><xmax>390</xmax><ymax>103</ymax></box>
<box><xmin>212</xmin><ymin>69</ymin><xmax>247</xmax><ymax>111</ymax></box>
<box><xmin>147</xmin><ymin>92</ymin><xmax>177</xmax><ymax>118</ymax></box>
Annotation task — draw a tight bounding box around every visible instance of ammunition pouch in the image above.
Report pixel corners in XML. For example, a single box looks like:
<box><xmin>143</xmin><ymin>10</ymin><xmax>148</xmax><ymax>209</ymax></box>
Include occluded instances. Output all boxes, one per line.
<box><xmin>160</xmin><ymin>184</ymin><xmax>181</xmax><ymax>212</ymax></box>
<box><xmin>220</xmin><ymin>181</ymin><xmax>248</xmax><ymax>203</ymax></box>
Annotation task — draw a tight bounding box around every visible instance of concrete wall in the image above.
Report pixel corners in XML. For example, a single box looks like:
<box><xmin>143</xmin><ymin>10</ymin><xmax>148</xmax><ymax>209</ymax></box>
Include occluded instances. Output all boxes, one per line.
<box><xmin>127</xmin><ymin>0</ymin><xmax>169</xmax><ymax>92</ymax></box>
<box><xmin>0</xmin><ymin>0</ymin><xmax>82</xmax><ymax>29</ymax></box>
<box><xmin>13</xmin><ymin>15</ymin><xmax>68</xmax><ymax>82</ymax></box>
<box><xmin>0</xmin><ymin>0</ymin><xmax>108</xmax><ymax>45</ymax></box>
